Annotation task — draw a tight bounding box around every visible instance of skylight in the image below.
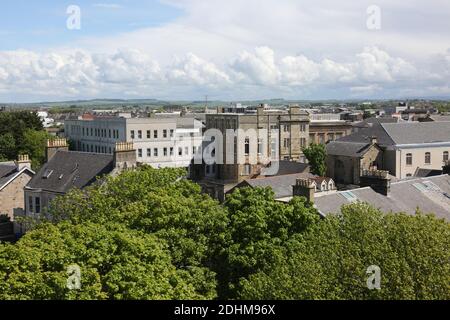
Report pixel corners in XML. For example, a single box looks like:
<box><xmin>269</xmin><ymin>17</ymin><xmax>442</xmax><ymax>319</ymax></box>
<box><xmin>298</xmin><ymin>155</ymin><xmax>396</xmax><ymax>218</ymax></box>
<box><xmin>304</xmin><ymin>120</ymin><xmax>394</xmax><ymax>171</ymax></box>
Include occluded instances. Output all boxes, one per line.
<box><xmin>341</xmin><ymin>191</ymin><xmax>358</xmax><ymax>202</ymax></box>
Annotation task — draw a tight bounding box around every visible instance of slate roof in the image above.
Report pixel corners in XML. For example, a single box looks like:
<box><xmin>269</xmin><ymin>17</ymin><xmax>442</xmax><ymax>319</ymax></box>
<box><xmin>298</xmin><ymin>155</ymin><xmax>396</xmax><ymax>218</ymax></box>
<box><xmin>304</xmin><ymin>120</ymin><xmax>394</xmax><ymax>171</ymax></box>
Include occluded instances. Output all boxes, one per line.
<box><xmin>235</xmin><ymin>172</ymin><xmax>317</xmax><ymax>199</ymax></box>
<box><xmin>381</xmin><ymin>122</ymin><xmax>450</xmax><ymax>145</ymax></box>
<box><xmin>0</xmin><ymin>162</ymin><xmax>34</xmax><ymax>190</ymax></box>
<box><xmin>0</xmin><ymin>162</ymin><xmax>17</xmax><ymax>180</ymax></box>
<box><xmin>26</xmin><ymin>151</ymin><xmax>114</xmax><ymax>194</ymax></box>
<box><xmin>314</xmin><ymin>175</ymin><xmax>450</xmax><ymax>221</ymax></box>
<box><xmin>326</xmin><ymin>141</ymin><xmax>374</xmax><ymax>157</ymax></box>
<box><xmin>267</xmin><ymin>161</ymin><xmax>310</xmax><ymax>176</ymax></box>
<box><xmin>338</xmin><ymin>123</ymin><xmax>395</xmax><ymax>146</ymax></box>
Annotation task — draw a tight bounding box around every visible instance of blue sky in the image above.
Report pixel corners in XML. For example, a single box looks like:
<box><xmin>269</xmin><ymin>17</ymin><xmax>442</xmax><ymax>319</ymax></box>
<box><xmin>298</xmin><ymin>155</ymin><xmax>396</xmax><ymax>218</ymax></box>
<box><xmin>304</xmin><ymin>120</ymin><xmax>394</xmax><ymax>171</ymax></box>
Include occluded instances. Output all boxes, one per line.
<box><xmin>0</xmin><ymin>0</ymin><xmax>449</xmax><ymax>102</ymax></box>
<box><xmin>0</xmin><ymin>0</ymin><xmax>181</xmax><ymax>50</ymax></box>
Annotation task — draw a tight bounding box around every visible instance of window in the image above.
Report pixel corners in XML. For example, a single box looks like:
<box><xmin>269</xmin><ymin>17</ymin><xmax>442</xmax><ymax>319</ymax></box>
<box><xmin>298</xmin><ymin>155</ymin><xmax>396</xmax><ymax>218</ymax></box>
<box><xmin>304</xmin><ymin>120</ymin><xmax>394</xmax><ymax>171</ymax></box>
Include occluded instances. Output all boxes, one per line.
<box><xmin>147</xmin><ymin>130</ymin><xmax>151</xmax><ymax>139</ymax></box>
<box><xmin>138</xmin><ymin>130</ymin><xmax>142</xmax><ymax>139</ymax></box>
<box><xmin>147</xmin><ymin>149</ymin><xmax>151</xmax><ymax>157</ymax></box>
<box><xmin>193</xmin><ymin>146</ymin><xmax>197</xmax><ymax>154</ymax></box>
<box><xmin>318</xmin><ymin>134</ymin><xmax>325</xmax><ymax>144</ymax></box>
<box><xmin>131</xmin><ymin>130</ymin><xmax>135</xmax><ymax>139</ymax></box>
<box><xmin>163</xmin><ymin>130</ymin><xmax>168</xmax><ymax>138</ymax></box>
<box><xmin>179</xmin><ymin>148</ymin><xmax>183</xmax><ymax>156</ymax></box>
<box><xmin>283</xmin><ymin>125</ymin><xmax>290</xmax><ymax>132</ymax></box>
<box><xmin>245</xmin><ymin>138</ymin><xmax>250</xmax><ymax>155</ymax></box>
<box><xmin>170</xmin><ymin>129</ymin><xmax>174</xmax><ymax>138</ymax></box>
<box><xmin>170</xmin><ymin>147</ymin><xmax>174</xmax><ymax>156</ymax></box>
<box><xmin>138</xmin><ymin>149</ymin><xmax>143</xmax><ymax>158</ymax></box>
<box><xmin>283</xmin><ymin>138</ymin><xmax>290</xmax><ymax>148</ymax></box>
<box><xmin>29</xmin><ymin>196</ymin><xmax>33</xmax><ymax>213</ymax></box>
<box><xmin>154</xmin><ymin>148</ymin><xmax>158</xmax><ymax>157</ymax></box>
<box><xmin>154</xmin><ymin>130</ymin><xmax>158</xmax><ymax>139</ymax></box>
<box><xmin>406</xmin><ymin>153</ymin><xmax>413</xmax><ymax>166</ymax></box>
<box><xmin>300</xmin><ymin>138</ymin><xmax>307</xmax><ymax>148</ymax></box>
<box><xmin>425</xmin><ymin>152</ymin><xmax>431</xmax><ymax>164</ymax></box>
<box><xmin>109</xmin><ymin>129</ymin><xmax>111</xmax><ymax>138</ymax></box>
<box><xmin>243</xmin><ymin>164</ymin><xmax>251</xmax><ymax>176</ymax></box>
<box><xmin>35</xmin><ymin>197</ymin><xmax>41</xmax><ymax>214</ymax></box>
<box><xmin>257</xmin><ymin>139</ymin><xmax>263</xmax><ymax>154</ymax></box>
<box><xmin>185</xmin><ymin>147</ymin><xmax>189</xmax><ymax>156</ymax></box>
<box><xmin>444</xmin><ymin>151</ymin><xmax>449</xmax><ymax>162</ymax></box>
<box><xmin>164</xmin><ymin>148</ymin><xmax>168</xmax><ymax>157</ymax></box>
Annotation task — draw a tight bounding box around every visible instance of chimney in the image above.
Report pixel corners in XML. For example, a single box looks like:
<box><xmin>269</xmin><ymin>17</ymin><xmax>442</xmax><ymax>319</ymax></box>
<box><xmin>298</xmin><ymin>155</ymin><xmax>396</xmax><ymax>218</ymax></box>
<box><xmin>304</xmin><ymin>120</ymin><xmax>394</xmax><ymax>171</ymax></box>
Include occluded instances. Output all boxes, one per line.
<box><xmin>46</xmin><ymin>139</ymin><xmax>68</xmax><ymax>162</ymax></box>
<box><xmin>289</xmin><ymin>104</ymin><xmax>301</xmax><ymax>115</ymax></box>
<box><xmin>370</xmin><ymin>136</ymin><xmax>378</xmax><ymax>145</ymax></box>
<box><xmin>360</xmin><ymin>169</ymin><xmax>391</xmax><ymax>196</ymax></box>
<box><xmin>443</xmin><ymin>161</ymin><xmax>450</xmax><ymax>175</ymax></box>
<box><xmin>114</xmin><ymin>142</ymin><xmax>137</xmax><ymax>170</ymax></box>
<box><xmin>15</xmin><ymin>154</ymin><xmax>32</xmax><ymax>171</ymax></box>
<box><xmin>293</xmin><ymin>178</ymin><xmax>316</xmax><ymax>203</ymax></box>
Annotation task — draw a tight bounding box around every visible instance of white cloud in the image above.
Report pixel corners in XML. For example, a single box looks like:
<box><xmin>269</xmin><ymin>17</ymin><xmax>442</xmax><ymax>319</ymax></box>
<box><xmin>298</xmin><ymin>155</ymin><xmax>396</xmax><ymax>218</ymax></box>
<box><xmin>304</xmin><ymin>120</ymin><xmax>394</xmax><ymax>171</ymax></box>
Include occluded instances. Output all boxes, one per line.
<box><xmin>0</xmin><ymin>46</ymin><xmax>448</xmax><ymax>101</ymax></box>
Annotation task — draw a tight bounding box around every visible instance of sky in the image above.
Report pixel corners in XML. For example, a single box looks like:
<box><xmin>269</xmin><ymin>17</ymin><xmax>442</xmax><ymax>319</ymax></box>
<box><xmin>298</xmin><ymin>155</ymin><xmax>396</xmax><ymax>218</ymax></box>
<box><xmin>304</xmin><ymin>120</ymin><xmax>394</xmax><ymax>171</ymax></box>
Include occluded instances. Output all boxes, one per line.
<box><xmin>0</xmin><ymin>0</ymin><xmax>449</xmax><ymax>102</ymax></box>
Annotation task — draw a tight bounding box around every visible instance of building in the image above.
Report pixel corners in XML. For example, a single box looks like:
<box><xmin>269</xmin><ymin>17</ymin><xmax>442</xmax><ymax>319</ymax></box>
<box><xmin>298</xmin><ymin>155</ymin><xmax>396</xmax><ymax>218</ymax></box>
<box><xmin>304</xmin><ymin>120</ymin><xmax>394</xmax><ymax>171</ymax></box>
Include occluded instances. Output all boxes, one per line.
<box><xmin>326</xmin><ymin>137</ymin><xmax>383</xmax><ymax>185</ymax></box>
<box><xmin>326</xmin><ymin>122</ymin><xmax>450</xmax><ymax>183</ymax></box>
<box><xmin>0</xmin><ymin>155</ymin><xmax>35</xmax><ymax>221</ymax></box>
<box><xmin>231</xmin><ymin>172</ymin><xmax>336</xmax><ymax>202</ymax></box>
<box><xmin>64</xmin><ymin>115</ymin><xmax>203</xmax><ymax>168</ymax></box>
<box><xmin>313</xmin><ymin>169</ymin><xmax>450</xmax><ymax>221</ymax></box>
<box><xmin>190</xmin><ymin>105</ymin><xmax>310</xmax><ymax>201</ymax></box>
<box><xmin>23</xmin><ymin>139</ymin><xmax>137</xmax><ymax>221</ymax></box>
<box><xmin>308</xmin><ymin>113</ymin><xmax>353</xmax><ymax>144</ymax></box>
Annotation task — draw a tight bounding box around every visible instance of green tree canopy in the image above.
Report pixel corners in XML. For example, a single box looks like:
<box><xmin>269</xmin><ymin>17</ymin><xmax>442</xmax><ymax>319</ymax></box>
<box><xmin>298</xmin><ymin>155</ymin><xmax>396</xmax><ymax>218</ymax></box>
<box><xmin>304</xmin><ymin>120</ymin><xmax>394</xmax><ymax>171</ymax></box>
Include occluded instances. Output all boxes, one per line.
<box><xmin>302</xmin><ymin>143</ymin><xmax>327</xmax><ymax>176</ymax></box>
<box><xmin>239</xmin><ymin>203</ymin><xmax>450</xmax><ymax>300</ymax></box>
<box><xmin>0</xmin><ymin>222</ymin><xmax>205</xmax><ymax>300</ymax></box>
<box><xmin>0</xmin><ymin>111</ymin><xmax>49</xmax><ymax>169</ymax></box>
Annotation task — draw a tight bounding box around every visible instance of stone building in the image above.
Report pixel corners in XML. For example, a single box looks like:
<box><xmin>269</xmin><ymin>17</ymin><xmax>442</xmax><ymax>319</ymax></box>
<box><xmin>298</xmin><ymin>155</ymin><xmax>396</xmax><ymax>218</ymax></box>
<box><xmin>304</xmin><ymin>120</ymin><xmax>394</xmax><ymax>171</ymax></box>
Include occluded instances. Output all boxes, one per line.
<box><xmin>326</xmin><ymin>137</ymin><xmax>383</xmax><ymax>185</ymax></box>
<box><xmin>23</xmin><ymin>139</ymin><xmax>137</xmax><ymax>224</ymax></box>
<box><xmin>326</xmin><ymin>122</ymin><xmax>450</xmax><ymax>184</ymax></box>
<box><xmin>0</xmin><ymin>155</ymin><xmax>34</xmax><ymax>221</ymax></box>
<box><xmin>190</xmin><ymin>105</ymin><xmax>310</xmax><ymax>201</ymax></box>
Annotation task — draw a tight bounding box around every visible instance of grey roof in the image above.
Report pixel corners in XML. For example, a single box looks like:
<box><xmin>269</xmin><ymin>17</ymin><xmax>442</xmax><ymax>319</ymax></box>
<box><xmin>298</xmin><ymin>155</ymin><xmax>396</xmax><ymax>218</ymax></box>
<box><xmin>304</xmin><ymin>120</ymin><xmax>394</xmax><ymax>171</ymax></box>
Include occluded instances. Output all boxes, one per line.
<box><xmin>326</xmin><ymin>141</ymin><xmax>373</xmax><ymax>157</ymax></box>
<box><xmin>414</xmin><ymin>168</ymin><xmax>443</xmax><ymax>178</ymax></box>
<box><xmin>339</xmin><ymin>123</ymin><xmax>395</xmax><ymax>146</ymax></box>
<box><xmin>27</xmin><ymin>151</ymin><xmax>114</xmax><ymax>194</ymax></box>
<box><xmin>381</xmin><ymin>122</ymin><xmax>450</xmax><ymax>145</ymax></box>
<box><xmin>429</xmin><ymin>115</ymin><xmax>450</xmax><ymax>122</ymax></box>
<box><xmin>314</xmin><ymin>175</ymin><xmax>450</xmax><ymax>221</ymax></box>
<box><xmin>0</xmin><ymin>162</ymin><xmax>16</xmax><ymax>179</ymax></box>
<box><xmin>268</xmin><ymin>161</ymin><xmax>310</xmax><ymax>176</ymax></box>
<box><xmin>365</xmin><ymin>117</ymin><xmax>399</xmax><ymax>125</ymax></box>
<box><xmin>238</xmin><ymin>172</ymin><xmax>316</xmax><ymax>199</ymax></box>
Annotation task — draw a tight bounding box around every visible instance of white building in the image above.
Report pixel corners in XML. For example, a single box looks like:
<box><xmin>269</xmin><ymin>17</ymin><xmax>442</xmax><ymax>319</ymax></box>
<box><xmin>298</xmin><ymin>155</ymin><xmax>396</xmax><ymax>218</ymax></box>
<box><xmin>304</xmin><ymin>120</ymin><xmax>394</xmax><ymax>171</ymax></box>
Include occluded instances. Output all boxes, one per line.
<box><xmin>65</xmin><ymin>115</ymin><xmax>204</xmax><ymax>168</ymax></box>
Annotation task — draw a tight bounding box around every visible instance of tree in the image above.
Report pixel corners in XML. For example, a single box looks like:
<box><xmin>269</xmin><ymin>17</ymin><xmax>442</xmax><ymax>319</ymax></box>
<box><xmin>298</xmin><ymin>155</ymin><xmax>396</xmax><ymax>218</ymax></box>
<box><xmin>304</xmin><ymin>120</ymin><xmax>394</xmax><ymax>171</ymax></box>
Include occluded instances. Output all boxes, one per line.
<box><xmin>0</xmin><ymin>222</ymin><xmax>205</xmax><ymax>300</ymax></box>
<box><xmin>46</xmin><ymin>166</ymin><xmax>229</xmax><ymax>299</ymax></box>
<box><xmin>0</xmin><ymin>111</ymin><xmax>48</xmax><ymax>168</ymax></box>
<box><xmin>303</xmin><ymin>143</ymin><xmax>327</xmax><ymax>176</ymax></box>
<box><xmin>239</xmin><ymin>203</ymin><xmax>450</xmax><ymax>300</ymax></box>
<box><xmin>222</xmin><ymin>187</ymin><xmax>320</xmax><ymax>298</ymax></box>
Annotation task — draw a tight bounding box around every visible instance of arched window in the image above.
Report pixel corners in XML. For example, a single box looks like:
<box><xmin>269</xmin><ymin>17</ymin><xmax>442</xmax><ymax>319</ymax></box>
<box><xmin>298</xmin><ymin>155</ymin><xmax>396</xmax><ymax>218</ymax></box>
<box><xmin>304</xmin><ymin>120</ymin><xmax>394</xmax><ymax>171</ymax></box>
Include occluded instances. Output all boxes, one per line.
<box><xmin>425</xmin><ymin>152</ymin><xmax>431</xmax><ymax>164</ymax></box>
<box><xmin>406</xmin><ymin>153</ymin><xmax>413</xmax><ymax>166</ymax></box>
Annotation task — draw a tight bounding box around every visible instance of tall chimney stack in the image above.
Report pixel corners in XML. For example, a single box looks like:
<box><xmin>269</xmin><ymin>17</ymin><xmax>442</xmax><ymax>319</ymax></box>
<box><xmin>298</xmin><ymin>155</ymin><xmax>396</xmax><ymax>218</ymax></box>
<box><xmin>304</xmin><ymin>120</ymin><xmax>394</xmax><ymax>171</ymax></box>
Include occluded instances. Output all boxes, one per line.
<box><xmin>46</xmin><ymin>139</ymin><xmax>68</xmax><ymax>162</ymax></box>
<box><xmin>360</xmin><ymin>169</ymin><xmax>391</xmax><ymax>196</ymax></box>
<box><xmin>15</xmin><ymin>154</ymin><xmax>32</xmax><ymax>171</ymax></box>
<box><xmin>114</xmin><ymin>142</ymin><xmax>137</xmax><ymax>170</ymax></box>
<box><xmin>293</xmin><ymin>178</ymin><xmax>316</xmax><ymax>203</ymax></box>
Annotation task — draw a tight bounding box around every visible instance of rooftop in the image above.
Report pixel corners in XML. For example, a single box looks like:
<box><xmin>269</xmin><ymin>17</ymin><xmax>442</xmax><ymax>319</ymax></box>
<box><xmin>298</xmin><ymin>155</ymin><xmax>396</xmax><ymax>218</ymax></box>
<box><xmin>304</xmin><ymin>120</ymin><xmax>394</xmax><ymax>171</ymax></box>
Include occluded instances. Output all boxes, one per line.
<box><xmin>26</xmin><ymin>151</ymin><xmax>114</xmax><ymax>194</ymax></box>
<box><xmin>314</xmin><ymin>175</ymin><xmax>450</xmax><ymax>221</ymax></box>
